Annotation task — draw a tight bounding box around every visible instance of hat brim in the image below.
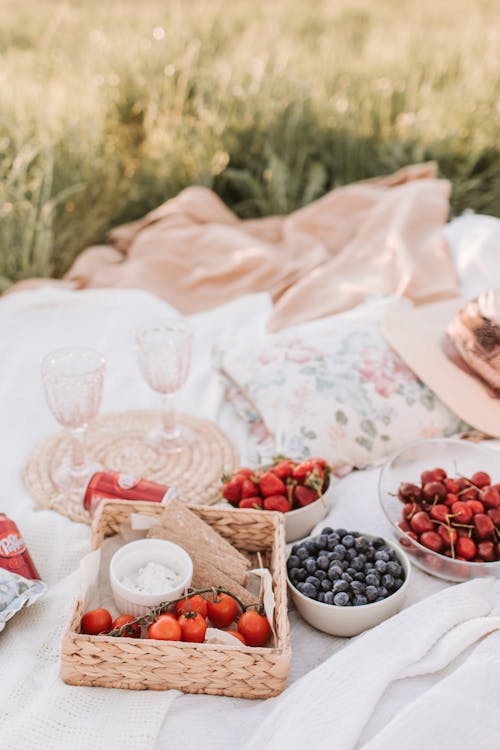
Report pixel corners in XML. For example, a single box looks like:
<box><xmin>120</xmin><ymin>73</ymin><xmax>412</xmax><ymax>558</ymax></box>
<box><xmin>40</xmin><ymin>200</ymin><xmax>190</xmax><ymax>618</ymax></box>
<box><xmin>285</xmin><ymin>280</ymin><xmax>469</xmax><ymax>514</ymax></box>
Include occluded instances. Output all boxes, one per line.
<box><xmin>382</xmin><ymin>297</ymin><xmax>500</xmax><ymax>438</ymax></box>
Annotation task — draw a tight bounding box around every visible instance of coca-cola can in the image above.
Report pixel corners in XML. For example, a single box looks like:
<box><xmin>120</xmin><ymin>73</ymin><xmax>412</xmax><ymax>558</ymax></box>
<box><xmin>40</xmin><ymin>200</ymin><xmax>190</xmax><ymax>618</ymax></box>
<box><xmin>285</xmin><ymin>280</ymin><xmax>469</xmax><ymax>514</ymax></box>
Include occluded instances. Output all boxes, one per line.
<box><xmin>0</xmin><ymin>514</ymin><xmax>41</xmax><ymax>581</ymax></box>
<box><xmin>83</xmin><ymin>471</ymin><xmax>177</xmax><ymax>515</ymax></box>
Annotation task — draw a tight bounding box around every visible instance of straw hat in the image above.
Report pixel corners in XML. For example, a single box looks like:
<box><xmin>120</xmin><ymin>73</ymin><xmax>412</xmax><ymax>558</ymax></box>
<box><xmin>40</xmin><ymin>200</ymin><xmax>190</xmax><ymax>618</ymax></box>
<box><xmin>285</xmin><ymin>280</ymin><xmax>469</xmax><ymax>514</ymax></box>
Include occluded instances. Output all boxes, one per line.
<box><xmin>381</xmin><ymin>296</ymin><xmax>500</xmax><ymax>438</ymax></box>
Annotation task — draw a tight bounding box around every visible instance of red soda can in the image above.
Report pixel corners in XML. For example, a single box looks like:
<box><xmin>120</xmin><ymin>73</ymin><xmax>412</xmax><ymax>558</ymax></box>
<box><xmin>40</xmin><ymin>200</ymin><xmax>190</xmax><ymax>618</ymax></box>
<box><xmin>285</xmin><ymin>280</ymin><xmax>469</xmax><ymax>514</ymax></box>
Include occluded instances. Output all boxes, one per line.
<box><xmin>83</xmin><ymin>471</ymin><xmax>177</xmax><ymax>515</ymax></box>
<box><xmin>0</xmin><ymin>514</ymin><xmax>41</xmax><ymax>580</ymax></box>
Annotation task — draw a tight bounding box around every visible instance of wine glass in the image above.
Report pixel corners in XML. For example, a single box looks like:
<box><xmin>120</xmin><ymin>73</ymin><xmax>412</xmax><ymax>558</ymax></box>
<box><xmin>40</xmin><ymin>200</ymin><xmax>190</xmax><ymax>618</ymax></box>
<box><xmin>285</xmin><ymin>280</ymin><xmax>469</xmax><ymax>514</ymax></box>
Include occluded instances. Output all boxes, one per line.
<box><xmin>135</xmin><ymin>318</ymin><xmax>193</xmax><ymax>453</ymax></box>
<box><xmin>41</xmin><ymin>347</ymin><xmax>106</xmax><ymax>492</ymax></box>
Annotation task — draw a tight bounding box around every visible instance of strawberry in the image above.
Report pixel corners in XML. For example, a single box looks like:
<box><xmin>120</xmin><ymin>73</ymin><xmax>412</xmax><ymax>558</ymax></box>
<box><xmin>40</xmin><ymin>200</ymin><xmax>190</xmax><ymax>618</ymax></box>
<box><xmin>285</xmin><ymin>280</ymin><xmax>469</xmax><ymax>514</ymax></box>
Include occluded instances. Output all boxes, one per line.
<box><xmin>235</xmin><ymin>467</ymin><xmax>254</xmax><ymax>479</ymax></box>
<box><xmin>239</xmin><ymin>497</ymin><xmax>263</xmax><ymax>509</ymax></box>
<box><xmin>241</xmin><ymin>478</ymin><xmax>260</xmax><ymax>498</ymax></box>
<box><xmin>293</xmin><ymin>460</ymin><xmax>322</xmax><ymax>483</ymax></box>
<box><xmin>270</xmin><ymin>460</ymin><xmax>296</xmax><ymax>480</ymax></box>
<box><xmin>263</xmin><ymin>495</ymin><xmax>291</xmax><ymax>512</ymax></box>
<box><xmin>309</xmin><ymin>457</ymin><xmax>329</xmax><ymax>469</ymax></box>
<box><xmin>259</xmin><ymin>471</ymin><xmax>286</xmax><ymax>498</ymax></box>
<box><xmin>222</xmin><ymin>475</ymin><xmax>244</xmax><ymax>506</ymax></box>
<box><xmin>293</xmin><ymin>485</ymin><xmax>319</xmax><ymax>507</ymax></box>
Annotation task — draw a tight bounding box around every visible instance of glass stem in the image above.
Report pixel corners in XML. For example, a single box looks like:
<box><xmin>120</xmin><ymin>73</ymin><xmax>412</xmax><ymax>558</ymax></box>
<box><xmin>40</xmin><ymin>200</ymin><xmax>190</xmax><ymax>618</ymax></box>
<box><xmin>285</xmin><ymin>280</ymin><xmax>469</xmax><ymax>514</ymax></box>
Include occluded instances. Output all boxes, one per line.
<box><xmin>161</xmin><ymin>393</ymin><xmax>177</xmax><ymax>439</ymax></box>
<box><xmin>70</xmin><ymin>427</ymin><xmax>87</xmax><ymax>470</ymax></box>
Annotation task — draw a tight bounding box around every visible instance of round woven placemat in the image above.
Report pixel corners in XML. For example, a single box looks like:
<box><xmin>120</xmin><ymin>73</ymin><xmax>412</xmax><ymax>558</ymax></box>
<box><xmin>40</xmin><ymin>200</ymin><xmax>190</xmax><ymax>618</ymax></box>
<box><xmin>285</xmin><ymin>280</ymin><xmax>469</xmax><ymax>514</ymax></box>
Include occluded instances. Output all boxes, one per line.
<box><xmin>24</xmin><ymin>410</ymin><xmax>239</xmax><ymax>525</ymax></box>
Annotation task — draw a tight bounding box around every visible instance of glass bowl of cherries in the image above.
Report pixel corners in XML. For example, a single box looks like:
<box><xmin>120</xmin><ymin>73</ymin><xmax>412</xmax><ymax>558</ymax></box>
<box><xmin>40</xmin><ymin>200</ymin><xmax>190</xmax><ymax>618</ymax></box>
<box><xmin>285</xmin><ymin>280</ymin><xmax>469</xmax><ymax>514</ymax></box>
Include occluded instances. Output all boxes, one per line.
<box><xmin>379</xmin><ymin>438</ymin><xmax>500</xmax><ymax>582</ymax></box>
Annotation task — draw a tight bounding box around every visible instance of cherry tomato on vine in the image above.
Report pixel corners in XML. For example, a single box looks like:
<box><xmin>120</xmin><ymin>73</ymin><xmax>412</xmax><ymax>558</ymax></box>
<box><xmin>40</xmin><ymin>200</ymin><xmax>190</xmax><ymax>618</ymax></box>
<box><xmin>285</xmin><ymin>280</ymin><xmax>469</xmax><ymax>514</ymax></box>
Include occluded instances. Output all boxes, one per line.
<box><xmin>81</xmin><ymin>608</ymin><xmax>112</xmax><ymax>635</ymax></box>
<box><xmin>237</xmin><ymin>610</ymin><xmax>271</xmax><ymax>647</ymax></box>
<box><xmin>206</xmin><ymin>593</ymin><xmax>239</xmax><ymax>628</ymax></box>
<box><xmin>111</xmin><ymin>614</ymin><xmax>141</xmax><ymax>638</ymax></box>
<box><xmin>175</xmin><ymin>594</ymin><xmax>208</xmax><ymax>619</ymax></box>
<box><xmin>178</xmin><ymin>612</ymin><xmax>207</xmax><ymax>643</ymax></box>
<box><xmin>147</xmin><ymin>614</ymin><xmax>182</xmax><ymax>641</ymax></box>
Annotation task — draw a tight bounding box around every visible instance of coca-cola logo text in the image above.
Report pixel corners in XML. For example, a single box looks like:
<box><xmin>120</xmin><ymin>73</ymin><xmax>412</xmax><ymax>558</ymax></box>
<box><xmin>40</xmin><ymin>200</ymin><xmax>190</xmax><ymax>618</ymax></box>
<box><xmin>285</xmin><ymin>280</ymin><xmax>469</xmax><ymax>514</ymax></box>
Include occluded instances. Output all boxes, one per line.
<box><xmin>0</xmin><ymin>533</ymin><xmax>26</xmax><ymax>557</ymax></box>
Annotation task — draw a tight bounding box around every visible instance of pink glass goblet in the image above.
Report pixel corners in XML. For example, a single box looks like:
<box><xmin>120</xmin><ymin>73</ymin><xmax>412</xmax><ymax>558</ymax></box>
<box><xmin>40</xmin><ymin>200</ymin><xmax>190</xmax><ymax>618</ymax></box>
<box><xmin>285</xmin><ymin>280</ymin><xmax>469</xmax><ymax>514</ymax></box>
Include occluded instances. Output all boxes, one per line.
<box><xmin>41</xmin><ymin>347</ymin><xmax>106</xmax><ymax>493</ymax></box>
<box><xmin>135</xmin><ymin>319</ymin><xmax>193</xmax><ymax>453</ymax></box>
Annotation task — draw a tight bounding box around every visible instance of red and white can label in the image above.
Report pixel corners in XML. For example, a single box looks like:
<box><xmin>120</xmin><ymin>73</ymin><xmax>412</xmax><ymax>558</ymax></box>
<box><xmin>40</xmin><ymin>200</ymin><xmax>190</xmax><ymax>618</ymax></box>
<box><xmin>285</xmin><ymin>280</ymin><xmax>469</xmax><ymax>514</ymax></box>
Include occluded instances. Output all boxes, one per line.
<box><xmin>0</xmin><ymin>532</ymin><xmax>26</xmax><ymax>558</ymax></box>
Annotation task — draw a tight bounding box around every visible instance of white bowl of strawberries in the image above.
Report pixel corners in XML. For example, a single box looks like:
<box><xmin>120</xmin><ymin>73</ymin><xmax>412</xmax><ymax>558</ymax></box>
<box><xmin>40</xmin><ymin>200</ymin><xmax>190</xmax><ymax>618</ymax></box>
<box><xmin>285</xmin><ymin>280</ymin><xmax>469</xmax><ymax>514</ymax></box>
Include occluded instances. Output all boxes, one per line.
<box><xmin>221</xmin><ymin>457</ymin><xmax>334</xmax><ymax>542</ymax></box>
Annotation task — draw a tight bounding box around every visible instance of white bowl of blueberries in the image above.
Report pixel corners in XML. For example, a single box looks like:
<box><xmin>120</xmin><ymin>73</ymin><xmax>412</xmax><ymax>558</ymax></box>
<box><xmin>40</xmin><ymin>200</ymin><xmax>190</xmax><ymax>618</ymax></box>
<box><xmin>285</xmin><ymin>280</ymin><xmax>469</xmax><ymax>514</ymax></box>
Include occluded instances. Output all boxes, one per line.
<box><xmin>287</xmin><ymin>527</ymin><xmax>411</xmax><ymax>636</ymax></box>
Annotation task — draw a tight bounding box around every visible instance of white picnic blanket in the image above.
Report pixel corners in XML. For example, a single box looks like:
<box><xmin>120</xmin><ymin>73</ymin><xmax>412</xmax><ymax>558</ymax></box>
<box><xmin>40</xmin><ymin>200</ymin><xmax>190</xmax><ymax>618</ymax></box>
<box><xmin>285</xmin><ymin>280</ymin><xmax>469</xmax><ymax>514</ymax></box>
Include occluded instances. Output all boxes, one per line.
<box><xmin>0</xmin><ymin>213</ymin><xmax>499</xmax><ymax>750</ymax></box>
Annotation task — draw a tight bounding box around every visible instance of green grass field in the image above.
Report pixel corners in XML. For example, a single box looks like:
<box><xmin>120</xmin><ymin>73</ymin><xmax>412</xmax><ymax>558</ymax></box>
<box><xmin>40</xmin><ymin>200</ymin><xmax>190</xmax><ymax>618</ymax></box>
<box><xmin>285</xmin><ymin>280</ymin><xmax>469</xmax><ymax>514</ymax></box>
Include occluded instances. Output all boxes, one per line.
<box><xmin>1</xmin><ymin>0</ymin><xmax>499</xmax><ymax>289</ymax></box>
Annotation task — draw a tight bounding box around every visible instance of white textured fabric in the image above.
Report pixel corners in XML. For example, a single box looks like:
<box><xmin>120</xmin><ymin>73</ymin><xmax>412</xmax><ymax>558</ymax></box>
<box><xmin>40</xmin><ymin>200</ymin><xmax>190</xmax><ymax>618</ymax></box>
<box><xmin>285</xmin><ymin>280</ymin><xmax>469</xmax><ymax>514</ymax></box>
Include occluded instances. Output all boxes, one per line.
<box><xmin>1</xmin><ymin>213</ymin><xmax>499</xmax><ymax>750</ymax></box>
<box><xmin>0</xmin><ymin>288</ymin><xmax>271</xmax><ymax>750</ymax></box>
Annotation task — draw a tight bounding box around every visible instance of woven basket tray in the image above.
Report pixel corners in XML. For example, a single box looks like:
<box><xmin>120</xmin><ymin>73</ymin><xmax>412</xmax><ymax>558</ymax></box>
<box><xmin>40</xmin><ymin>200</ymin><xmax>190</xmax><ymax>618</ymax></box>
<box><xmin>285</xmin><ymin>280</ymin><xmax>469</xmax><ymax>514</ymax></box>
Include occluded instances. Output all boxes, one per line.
<box><xmin>60</xmin><ymin>500</ymin><xmax>291</xmax><ymax>699</ymax></box>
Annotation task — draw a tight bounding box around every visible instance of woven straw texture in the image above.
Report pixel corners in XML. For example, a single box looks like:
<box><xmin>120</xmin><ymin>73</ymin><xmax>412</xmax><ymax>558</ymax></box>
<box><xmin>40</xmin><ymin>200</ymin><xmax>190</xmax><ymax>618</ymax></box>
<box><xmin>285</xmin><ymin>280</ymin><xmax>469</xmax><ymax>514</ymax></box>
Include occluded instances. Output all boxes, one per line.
<box><xmin>61</xmin><ymin>501</ymin><xmax>291</xmax><ymax>699</ymax></box>
<box><xmin>24</xmin><ymin>410</ymin><xmax>239</xmax><ymax>524</ymax></box>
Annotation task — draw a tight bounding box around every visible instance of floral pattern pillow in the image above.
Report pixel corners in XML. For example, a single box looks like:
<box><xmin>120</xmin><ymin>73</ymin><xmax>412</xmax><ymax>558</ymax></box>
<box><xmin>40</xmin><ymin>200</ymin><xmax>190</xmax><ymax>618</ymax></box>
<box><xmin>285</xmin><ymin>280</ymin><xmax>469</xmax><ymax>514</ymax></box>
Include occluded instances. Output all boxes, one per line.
<box><xmin>220</xmin><ymin>298</ymin><xmax>468</xmax><ymax>475</ymax></box>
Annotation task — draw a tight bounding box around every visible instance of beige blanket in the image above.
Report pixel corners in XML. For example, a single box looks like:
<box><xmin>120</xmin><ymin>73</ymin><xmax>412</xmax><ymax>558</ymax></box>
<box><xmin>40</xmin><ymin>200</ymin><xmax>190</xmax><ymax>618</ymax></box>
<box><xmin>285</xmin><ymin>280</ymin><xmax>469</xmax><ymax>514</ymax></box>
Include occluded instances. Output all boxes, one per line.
<box><xmin>9</xmin><ymin>162</ymin><xmax>459</xmax><ymax>330</ymax></box>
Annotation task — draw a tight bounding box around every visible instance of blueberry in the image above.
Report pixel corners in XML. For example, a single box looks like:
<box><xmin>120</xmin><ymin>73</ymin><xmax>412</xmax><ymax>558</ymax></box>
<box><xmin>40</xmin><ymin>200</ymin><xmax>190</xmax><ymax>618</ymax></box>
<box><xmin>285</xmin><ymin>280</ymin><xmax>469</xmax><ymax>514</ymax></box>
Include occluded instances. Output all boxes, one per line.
<box><xmin>304</xmin><ymin>558</ymin><xmax>317</xmax><ymax>574</ymax></box>
<box><xmin>321</xmin><ymin>527</ymin><xmax>334</xmax><ymax>535</ymax></box>
<box><xmin>317</xmin><ymin>592</ymin><xmax>326</xmax><ymax>603</ymax></box>
<box><xmin>336</xmin><ymin>529</ymin><xmax>348</xmax><ymax>538</ymax></box>
<box><xmin>365</xmin><ymin>585</ymin><xmax>378</xmax><ymax>602</ymax></box>
<box><xmin>295</xmin><ymin>568</ymin><xmax>307</xmax><ymax>582</ymax></box>
<box><xmin>375</xmin><ymin>551</ymin><xmax>390</xmax><ymax>562</ymax></box>
<box><xmin>374</xmin><ymin>560</ymin><xmax>387</xmax><ymax>574</ymax></box>
<box><xmin>341</xmin><ymin>572</ymin><xmax>353</xmax><ymax>583</ymax></box>
<box><xmin>375</xmin><ymin>596</ymin><xmax>385</xmax><ymax>602</ymax></box>
<box><xmin>302</xmin><ymin>583</ymin><xmax>318</xmax><ymax>599</ymax></box>
<box><xmin>324</xmin><ymin>591</ymin><xmax>334</xmax><ymax>605</ymax></box>
<box><xmin>333</xmin><ymin>579</ymin><xmax>349</xmax><ymax>593</ymax></box>
<box><xmin>355</xmin><ymin>537</ymin><xmax>370</xmax><ymax>552</ymax></box>
<box><xmin>318</xmin><ymin>549</ymin><xmax>329</xmax><ymax>558</ymax></box>
<box><xmin>346</xmin><ymin>548</ymin><xmax>357</xmax><ymax>561</ymax></box>
<box><xmin>346</xmin><ymin>567</ymin><xmax>357</xmax><ymax>577</ymax></box>
<box><xmin>377</xmin><ymin>586</ymin><xmax>389</xmax><ymax>598</ymax></box>
<box><xmin>393</xmin><ymin>578</ymin><xmax>404</xmax><ymax>590</ymax></box>
<box><xmin>333</xmin><ymin>544</ymin><xmax>346</xmax><ymax>558</ymax></box>
<box><xmin>365</xmin><ymin>573</ymin><xmax>380</xmax><ymax>587</ymax></box>
<box><xmin>382</xmin><ymin>574</ymin><xmax>395</xmax><ymax>590</ymax></box>
<box><xmin>340</xmin><ymin>559</ymin><xmax>349</xmax><ymax>570</ymax></box>
<box><xmin>342</xmin><ymin>534</ymin><xmax>355</xmax><ymax>548</ymax></box>
<box><xmin>386</xmin><ymin>562</ymin><xmax>403</xmax><ymax>577</ymax></box>
<box><xmin>317</xmin><ymin>534</ymin><xmax>329</xmax><ymax>548</ymax></box>
<box><xmin>357</xmin><ymin>553</ymin><xmax>367</xmax><ymax>565</ymax></box>
<box><xmin>353</xmin><ymin>595</ymin><xmax>368</xmax><ymax>606</ymax></box>
<box><xmin>328</xmin><ymin>565</ymin><xmax>343</xmax><ymax>580</ymax></box>
<box><xmin>350</xmin><ymin>558</ymin><xmax>364</xmax><ymax>572</ymax></box>
<box><xmin>364</xmin><ymin>563</ymin><xmax>373</xmax><ymax>574</ymax></box>
<box><xmin>305</xmin><ymin>539</ymin><xmax>318</xmax><ymax>555</ymax></box>
<box><xmin>288</xmin><ymin>567</ymin><xmax>300</xmax><ymax>581</ymax></box>
<box><xmin>317</xmin><ymin>556</ymin><xmax>330</xmax><ymax>571</ymax></box>
<box><xmin>321</xmin><ymin>579</ymin><xmax>332</xmax><ymax>592</ymax></box>
<box><xmin>296</xmin><ymin>546</ymin><xmax>308</xmax><ymax>560</ymax></box>
<box><xmin>291</xmin><ymin>544</ymin><xmax>300</xmax><ymax>555</ymax></box>
<box><xmin>287</xmin><ymin>555</ymin><xmax>300</xmax><ymax>569</ymax></box>
<box><xmin>350</xmin><ymin>580</ymin><xmax>365</xmax><ymax>593</ymax></box>
<box><xmin>333</xmin><ymin>592</ymin><xmax>350</xmax><ymax>606</ymax></box>
<box><xmin>305</xmin><ymin>576</ymin><xmax>320</xmax><ymax>588</ymax></box>
<box><xmin>316</xmin><ymin>570</ymin><xmax>327</xmax><ymax>581</ymax></box>
<box><xmin>372</xmin><ymin>537</ymin><xmax>385</xmax><ymax>548</ymax></box>
<box><xmin>327</xmin><ymin>534</ymin><xmax>340</xmax><ymax>550</ymax></box>
<box><xmin>354</xmin><ymin>572</ymin><xmax>366</xmax><ymax>582</ymax></box>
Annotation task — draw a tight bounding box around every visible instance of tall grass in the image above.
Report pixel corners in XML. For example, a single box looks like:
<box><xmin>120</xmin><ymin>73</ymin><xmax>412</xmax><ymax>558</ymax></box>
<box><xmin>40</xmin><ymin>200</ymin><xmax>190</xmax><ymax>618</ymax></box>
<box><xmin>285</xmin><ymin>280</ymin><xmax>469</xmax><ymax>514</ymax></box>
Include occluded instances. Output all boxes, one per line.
<box><xmin>1</xmin><ymin>0</ymin><xmax>499</xmax><ymax>289</ymax></box>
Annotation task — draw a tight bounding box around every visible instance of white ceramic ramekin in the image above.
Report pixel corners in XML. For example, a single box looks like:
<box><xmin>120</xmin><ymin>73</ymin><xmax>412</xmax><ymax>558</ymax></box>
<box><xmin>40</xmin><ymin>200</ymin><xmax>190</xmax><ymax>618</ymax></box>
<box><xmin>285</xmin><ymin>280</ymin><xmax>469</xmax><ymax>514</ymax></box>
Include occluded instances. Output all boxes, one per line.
<box><xmin>109</xmin><ymin>539</ymin><xmax>193</xmax><ymax>617</ymax></box>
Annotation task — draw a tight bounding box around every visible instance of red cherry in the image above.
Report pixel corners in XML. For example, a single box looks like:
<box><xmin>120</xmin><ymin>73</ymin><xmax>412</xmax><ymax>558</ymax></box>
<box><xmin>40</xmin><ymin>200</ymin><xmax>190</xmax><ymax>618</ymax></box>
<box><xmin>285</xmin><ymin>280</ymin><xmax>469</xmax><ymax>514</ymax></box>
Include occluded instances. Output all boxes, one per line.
<box><xmin>421</xmin><ymin>468</ymin><xmax>447</xmax><ymax>483</ymax></box>
<box><xmin>410</xmin><ymin>511</ymin><xmax>434</xmax><ymax>534</ymax></box>
<box><xmin>420</xmin><ymin>531</ymin><xmax>443</xmax><ymax>552</ymax></box>
<box><xmin>459</xmin><ymin>487</ymin><xmax>479</xmax><ymax>502</ymax></box>
<box><xmin>402</xmin><ymin>502</ymin><xmax>422</xmax><ymax>520</ymax></box>
<box><xmin>480</xmin><ymin>486</ymin><xmax>500</xmax><ymax>509</ymax></box>
<box><xmin>473</xmin><ymin>513</ymin><xmax>495</xmax><ymax>539</ymax></box>
<box><xmin>471</xmin><ymin>471</ymin><xmax>491</xmax><ymax>488</ymax></box>
<box><xmin>422</xmin><ymin>482</ymin><xmax>447</xmax><ymax>504</ymax></box>
<box><xmin>455</xmin><ymin>478</ymin><xmax>469</xmax><ymax>493</ymax></box>
<box><xmin>400</xmin><ymin>530</ymin><xmax>418</xmax><ymax>547</ymax></box>
<box><xmin>450</xmin><ymin>501</ymin><xmax>473</xmax><ymax>524</ymax></box>
<box><xmin>487</xmin><ymin>508</ymin><xmax>500</xmax><ymax>527</ymax></box>
<box><xmin>445</xmin><ymin>492</ymin><xmax>459</xmax><ymax>507</ymax></box>
<box><xmin>438</xmin><ymin>524</ymin><xmax>458</xmax><ymax>548</ymax></box>
<box><xmin>465</xmin><ymin>499</ymin><xmax>485</xmax><ymax>515</ymax></box>
<box><xmin>444</xmin><ymin>478</ymin><xmax>460</xmax><ymax>494</ymax></box>
<box><xmin>398</xmin><ymin>519</ymin><xmax>411</xmax><ymax>533</ymax></box>
<box><xmin>398</xmin><ymin>482</ymin><xmax>422</xmax><ymax>503</ymax></box>
<box><xmin>457</xmin><ymin>527</ymin><xmax>470</xmax><ymax>538</ymax></box>
<box><xmin>429</xmin><ymin>504</ymin><xmax>449</xmax><ymax>523</ymax></box>
<box><xmin>477</xmin><ymin>541</ymin><xmax>495</xmax><ymax>561</ymax></box>
<box><xmin>456</xmin><ymin>537</ymin><xmax>476</xmax><ymax>560</ymax></box>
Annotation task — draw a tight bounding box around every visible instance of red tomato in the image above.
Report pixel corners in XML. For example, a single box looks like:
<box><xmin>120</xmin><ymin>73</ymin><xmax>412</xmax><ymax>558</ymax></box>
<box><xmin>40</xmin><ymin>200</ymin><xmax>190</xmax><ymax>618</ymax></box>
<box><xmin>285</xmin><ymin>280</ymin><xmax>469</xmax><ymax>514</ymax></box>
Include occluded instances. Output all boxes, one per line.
<box><xmin>237</xmin><ymin>610</ymin><xmax>271</xmax><ymax>647</ymax></box>
<box><xmin>81</xmin><ymin>608</ymin><xmax>112</xmax><ymax>635</ymax></box>
<box><xmin>175</xmin><ymin>594</ymin><xmax>208</xmax><ymax>619</ymax></box>
<box><xmin>147</xmin><ymin>614</ymin><xmax>182</xmax><ymax>641</ymax></box>
<box><xmin>225</xmin><ymin>630</ymin><xmax>247</xmax><ymax>645</ymax></box>
<box><xmin>111</xmin><ymin>614</ymin><xmax>141</xmax><ymax>638</ymax></box>
<box><xmin>206</xmin><ymin>593</ymin><xmax>239</xmax><ymax>628</ymax></box>
<box><xmin>178</xmin><ymin>612</ymin><xmax>207</xmax><ymax>643</ymax></box>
